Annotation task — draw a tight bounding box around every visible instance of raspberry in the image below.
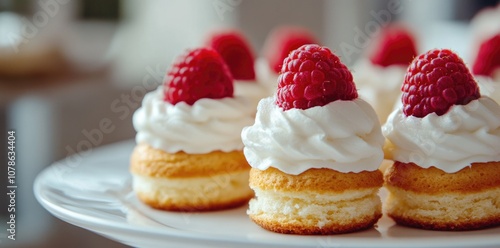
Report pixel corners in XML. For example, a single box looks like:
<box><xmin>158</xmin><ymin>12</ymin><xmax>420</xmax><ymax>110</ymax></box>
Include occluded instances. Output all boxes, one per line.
<box><xmin>370</xmin><ymin>26</ymin><xmax>418</xmax><ymax>67</ymax></box>
<box><xmin>205</xmin><ymin>30</ymin><xmax>256</xmax><ymax>80</ymax></box>
<box><xmin>263</xmin><ymin>26</ymin><xmax>319</xmax><ymax>74</ymax></box>
<box><xmin>472</xmin><ymin>34</ymin><xmax>500</xmax><ymax>77</ymax></box>
<box><xmin>402</xmin><ymin>49</ymin><xmax>480</xmax><ymax>118</ymax></box>
<box><xmin>276</xmin><ymin>44</ymin><xmax>358</xmax><ymax>110</ymax></box>
<box><xmin>164</xmin><ymin>47</ymin><xmax>233</xmax><ymax>105</ymax></box>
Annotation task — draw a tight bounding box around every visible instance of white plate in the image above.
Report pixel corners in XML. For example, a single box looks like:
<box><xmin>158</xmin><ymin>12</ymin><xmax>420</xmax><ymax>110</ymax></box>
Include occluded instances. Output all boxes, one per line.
<box><xmin>34</xmin><ymin>140</ymin><xmax>500</xmax><ymax>248</ymax></box>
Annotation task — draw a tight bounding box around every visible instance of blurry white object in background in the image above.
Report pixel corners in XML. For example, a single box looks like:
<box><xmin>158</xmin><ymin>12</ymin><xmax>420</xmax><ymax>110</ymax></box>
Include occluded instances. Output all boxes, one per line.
<box><xmin>110</xmin><ymin>0</ymin><xmax>238</xmax><ymax>88</ymax></box>
<box><xmin>401</xmin><ymin>0</ymin><xmax>455</xmax><ymax>26</ymax></box>
<box><xmin>469</xmin><ymin>4</ymin><xmax>500</xmax><ymax>63</ymax></box>
<box><xmin>0</xmin><ymin>12</ymin><xmax>24</xmax><ymax>48</ymax></box>
<box><xmin>61</xmin><ymin>20</ymin><xmax>118</xmax><ymax>72</ymax></box>
<box><xmin>325</xmin><ymin>0</ymin><xmax>386</xmax><ymax>65</ymax></box>
<box><xmin>0</xmin><ymin>1</ymin><xmax>77</xmax><ymax>77</ymax></box>
<box><xmin>401</xmin><ymin>0</ymin><xmax>471</xmax><ymax>60</ymax></box>
<box><xmin>109</xmin><ymin>0</ymin><xmax>385</xmax><ymax>86</ymax></box>
<box><xmin>0</xmin><ymin>12</ymin><xmax>63</xmax><ymax>77</ymax></box>
<box><xmin>471</xmin><ymin>4</ymin><xmax>500</xmax><ymax>41</ymax></box>
<box><xmin>416</xmin><ymin>21</ymin><xmax>471</xmax><ymax>61</ymax></box>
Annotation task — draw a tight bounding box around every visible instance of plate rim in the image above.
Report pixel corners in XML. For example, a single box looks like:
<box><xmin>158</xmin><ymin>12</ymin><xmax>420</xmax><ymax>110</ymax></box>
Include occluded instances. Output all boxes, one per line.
<box><xmin>34</xmin><ymin>140</ymin><xmax>500</xmax><ymax>248</ymax></box>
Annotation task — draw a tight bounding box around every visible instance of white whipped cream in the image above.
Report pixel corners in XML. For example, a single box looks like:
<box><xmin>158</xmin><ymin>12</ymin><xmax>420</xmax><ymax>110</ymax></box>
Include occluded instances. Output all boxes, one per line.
<box><xmin>255</xmin><ymin>58</ymin><xmax>279</xmax><ymax>96</ymax></box>
<box><xmin>353</xmin><ymin>59</ymin><xmax>407</xmax><ymax>123</ymax></box>
<box><xmin>241</xmin><ymin>97</ymin><xmax>385</xmax><ymax>175</ymax></box>
<box><xmin>383</xmin><ymin>97</ymin><xmax>500</xmax><ymax>173</ymax></box>
<box><xmin>476</xmin><ymin>72</ymin><xmax>500</xmax><ymax>104</ymax></box>
<box><xmin>133</xmin><ymin>86</ymin><xmax>255</xmax><ymax>154</ymax></box>
<box><xmin>234</xmin><ymin>80</ymin><xmax>270</xmax><ymax>111</ymax></box>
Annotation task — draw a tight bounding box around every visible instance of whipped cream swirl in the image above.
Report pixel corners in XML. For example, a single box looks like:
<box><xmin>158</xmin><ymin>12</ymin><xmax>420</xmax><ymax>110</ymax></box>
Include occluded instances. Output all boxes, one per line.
<box><xmin>241</xmin><ymin>97</ymin><xmax>385</xmax><ymax>175</ymax></box>
<box><xmin>133</xmin><ymin>86</ymin><xmax>255</xmax><ymax>154</ymax></box>
<box><xmin>383</xmin><ymin>97</ymin><xmax>500</xmax><ymax>173</ymax></box>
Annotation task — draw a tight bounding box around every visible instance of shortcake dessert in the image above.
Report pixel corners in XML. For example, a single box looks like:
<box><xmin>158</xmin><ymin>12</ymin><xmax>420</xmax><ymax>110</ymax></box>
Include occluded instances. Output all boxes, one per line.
<box><xmin>131</xmin><ymin>47</ymin><xmax>255</xmax><ymax>211</ymax></box>
<box><xmin>242</xmin><ymin>44</ymin><xmax>385</xmax><ymax>234</ymax></box>
<box><xmin>383</xmin><ymin>48</ymin><xmax>500</xmax><ymax>230</ymax></box>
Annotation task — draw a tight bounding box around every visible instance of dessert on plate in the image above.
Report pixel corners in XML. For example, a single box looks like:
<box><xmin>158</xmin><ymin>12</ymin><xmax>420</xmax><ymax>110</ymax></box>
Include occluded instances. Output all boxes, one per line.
<box><xmin>130</xmin><ymin>47</ymin><xmax>255</xmax><ymax>211</ymax></box>
<box><xmin>256</xmin><ymin>26</ymin><xmax>319</xmax><ymax>95</ymax></box>
<box><xmin>472</xmin><ymin>33</ymin><xmax>500</xmax><ymax>103</ymax></box>
<box><xmin>205</xmin><ymin>29</ymin><xmax>268</xmax><ymax>109</ymax></box>
<box><xmin>242</xmin><ymin>44</ymin><xmax>385</xmax><ymax>234</ymax></box>
<box><xmin>353</xmin><ymin>25</ymin><xmax>418</xmax><ymax>123</ymax></box>
<box><xmin>383</xmin><ymin>48</ymin><xmax>500</xmax><ymax>230</ymax></box>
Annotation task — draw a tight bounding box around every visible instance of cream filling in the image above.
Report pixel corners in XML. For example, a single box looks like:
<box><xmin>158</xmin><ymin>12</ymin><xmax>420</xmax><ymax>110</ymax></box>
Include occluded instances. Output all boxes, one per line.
<box><xmin>132</xmin><ymin>171</ymin><xmax>251</xmax><ymax>202</ymax></box>
<box><xmin>386</xmin><ymin>186</ymin><xmax>500</xmax><ymax>222</ymax></box>
<box><xmin>247</xmin><ymin>188</ymin><xmax>381</xmax><ymax>227</ymax></box>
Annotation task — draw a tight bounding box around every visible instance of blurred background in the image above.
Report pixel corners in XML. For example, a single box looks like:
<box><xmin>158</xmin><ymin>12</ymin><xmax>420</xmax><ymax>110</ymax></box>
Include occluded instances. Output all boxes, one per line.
<box><xmin>0</xmin><ymin>0</ymin><xmax>498</xmax><ymax>247</ymax></box>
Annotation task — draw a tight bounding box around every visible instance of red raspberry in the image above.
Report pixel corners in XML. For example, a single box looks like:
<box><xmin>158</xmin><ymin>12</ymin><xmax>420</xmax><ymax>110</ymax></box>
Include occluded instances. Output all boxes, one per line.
<box><xmin>370</xmin><ymin>26</ymin><xmax>418</xmax><ymax>67</ymax></box>
<box><xmin>263</xmin><ymin>26</ymin><xmax>319</xmax><ymax>74</ymax></box>
<box><xmin>472</xmin><ymin>34</ymin><xmax>500</xmax><ymax>77</ymax></box>
<box><xmin>205</xmin><ymin>29</ymin><xmax>256</xmax><ymax>80</ymax></box>
<box><xmin>164</xmin><ymin>47</ymin><xmax>233</xmax><ymax>105</ymax></box>
<box><xmin>276</xmin><ymin>44</ymin><xmax>358</xmax><ymax>110</ymax></box>
<box><xmin>402</xmin><ymin>49</ymin><xmax>480</xmax><ymax>118</ymax></box>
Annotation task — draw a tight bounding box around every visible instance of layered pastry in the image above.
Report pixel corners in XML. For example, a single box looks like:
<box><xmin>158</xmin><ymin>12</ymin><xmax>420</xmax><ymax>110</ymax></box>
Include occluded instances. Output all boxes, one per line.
<box><xmin>472</xmin><ymin>33</ymin><xmax>500</xmax><ymax>103</ymax></box>
<box><xmin>205</xmin><ymin>29</ymin><xmax>268</xmax><ymax>109</ymax></box>
<box><xmin>131</xmin><ymin>47</ymin><xmax>255</xmax><ymax>211</ymax></box>
<box><xmin>383</xmin><ymin>48</ymin><xmax>500</xmax><ymax>230</ymax></box>
<box><xmin>256</xmin><ymin>26</ymin><xmax>319</xmax><ymax>95</ymax></box>
<box><xmin>353</xmin><ymin>25</ymin><xmax>418</xmax><ymax>123</ymax></box>
<box><xmin>242</xmin><ymin>44</ymin><xmax>385</xmax><ymax>234</ymax></box>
